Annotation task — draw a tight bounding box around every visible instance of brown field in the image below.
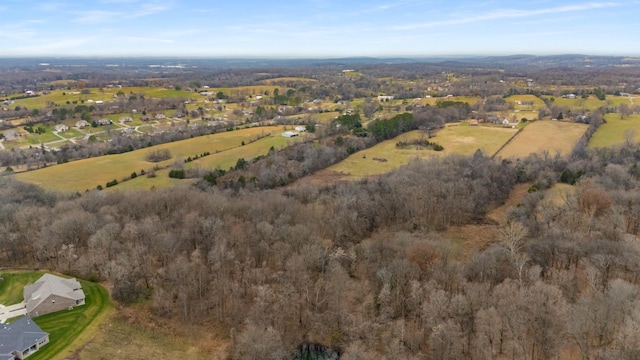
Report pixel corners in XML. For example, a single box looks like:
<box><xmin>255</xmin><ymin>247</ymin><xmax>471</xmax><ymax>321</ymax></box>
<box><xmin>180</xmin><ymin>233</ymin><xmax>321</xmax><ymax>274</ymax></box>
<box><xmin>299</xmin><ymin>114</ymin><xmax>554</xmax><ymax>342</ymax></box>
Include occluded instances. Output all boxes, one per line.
<box><xmin>496</xmin><ymin>120</ymin><xmax>588</xmax><ymax>158</ymax></box>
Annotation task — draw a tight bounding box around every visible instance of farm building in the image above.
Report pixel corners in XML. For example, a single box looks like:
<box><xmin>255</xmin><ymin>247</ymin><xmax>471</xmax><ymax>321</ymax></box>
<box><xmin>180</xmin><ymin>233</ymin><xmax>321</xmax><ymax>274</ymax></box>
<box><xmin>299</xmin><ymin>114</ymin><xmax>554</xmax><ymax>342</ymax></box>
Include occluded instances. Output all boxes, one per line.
<box><xmin>0</xmin><ymin>316</ymin><xmax>49</xmax><ymax>360</ymax></box>
<box><xmin>23</xmin><ymin>274</ymin><xmax>85</xmax><ymax>317</ymax></box>
<box><xmin>282</xmin><ymin>131</ymin><xmax>300</xmax><ymax>138</ymax></box>
<box><xmin>294</xmin><ymin>126</ymin><xmax>307</xmax><ymax>132</ymax></box>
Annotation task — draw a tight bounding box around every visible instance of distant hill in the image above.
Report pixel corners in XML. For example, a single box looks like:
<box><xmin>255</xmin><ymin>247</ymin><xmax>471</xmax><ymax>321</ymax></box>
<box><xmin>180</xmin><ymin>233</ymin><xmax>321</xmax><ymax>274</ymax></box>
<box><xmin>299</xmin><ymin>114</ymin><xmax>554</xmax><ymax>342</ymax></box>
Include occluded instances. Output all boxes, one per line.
<box><xmin>0</xmin><ymin>54</ymin><xmax>638</xmax><ymax>70</ymax></box>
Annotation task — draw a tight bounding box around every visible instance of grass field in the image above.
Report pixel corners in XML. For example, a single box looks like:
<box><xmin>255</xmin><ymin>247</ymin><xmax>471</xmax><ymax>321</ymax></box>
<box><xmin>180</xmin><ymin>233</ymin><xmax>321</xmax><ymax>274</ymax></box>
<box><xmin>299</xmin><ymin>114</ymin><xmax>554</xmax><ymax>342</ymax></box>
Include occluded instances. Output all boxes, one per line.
<box><xmin>13</xmin><ymin>126</ymin><xmax>288</xmax><ymax>192</ymax></box>
<box><xmin>545</xmin><ymin>95</ymin><xmax>605</xmax><ymax>111</ymax></box>
<box><xmin>0</xmin><ymin>271</ymin><xmax>114</xmax><ymax>360</ymax></box>
<box><xmin>589</xmin><ymin>113</ymin><xmax>640</xmax><ymax>148</ymax></box>
<box><xmin>505</xmin><ymin>94</ymin><xmax>546</xmax><ymax>111</ymax></box>
<box><xmin>111</xmin><ymin>134</ymin><xmax>299</xmax><ymax>191</ymax></box>
<box><xmin>496</xmin><ymin>120</ymin><xmax>588</xmax><ymax>158</ymax></box>
<box><xmin>328</xmin><ymin>124</ymin><xmax>517</xmax><ymax>177</ymax></box>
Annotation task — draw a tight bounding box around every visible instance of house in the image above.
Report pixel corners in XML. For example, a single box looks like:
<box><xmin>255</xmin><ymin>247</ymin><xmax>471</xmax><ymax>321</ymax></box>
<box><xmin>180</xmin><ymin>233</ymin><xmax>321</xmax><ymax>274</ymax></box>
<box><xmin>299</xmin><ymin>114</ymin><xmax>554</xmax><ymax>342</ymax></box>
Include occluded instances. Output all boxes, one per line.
<box><xmin>54</xmin><ymin>124</ymin><xmax>69</xmax><ymax>132</ymax></box>
<box><xmin>75</xmin><ymin>120</ymin><xmax>90</xmax><ymax>129</ymax></box>
<box><xmin>118</xmin><ymin>116</ymin><xmax>133</xmax><ymax>124</ymax></box>
<box><xmin>282</xmin><ymin>131</ymin><xmax>299</xmax><ymax>138</ymax></box>
<box><xmin>0</xmin><ymin>316</ymin><xmax>49</xmax><ymax>360</ymax></box>
<box><xmin>377</xmin><ymin>95</ymin><xmax>395</xmax><ymax>101</ymax></box>
<box><xmin>2</xmin><ymin>130</ymin><xmax>21</xmax><ymax>141</ymax></box>
<box><xmin>23</xmin><ymin>274</ymin><xmax>85</xmax><ymax>318</ymax></box>
<box><xmin>563</xmin><ymin>94</ymin><xmax>576</xmax><ymax>99</ymax></box>
<box><xmin>502</xmin><ymin>119</ymin><xmax>510</xmax><ymax>125</ymax></box>
<box><xmin>94</xmin><ymin>100</ymin><xmax>104</xmax><ymax>105</ymax></box>
<box><xmin>96</xmin><ymin>118</ymin><xmax>112</xmax><ymax>126</ymax></box>
<box><xmin>294</xmin><ymin>126</ymin><xmax>307</xmax><ymax>132</ymax></box>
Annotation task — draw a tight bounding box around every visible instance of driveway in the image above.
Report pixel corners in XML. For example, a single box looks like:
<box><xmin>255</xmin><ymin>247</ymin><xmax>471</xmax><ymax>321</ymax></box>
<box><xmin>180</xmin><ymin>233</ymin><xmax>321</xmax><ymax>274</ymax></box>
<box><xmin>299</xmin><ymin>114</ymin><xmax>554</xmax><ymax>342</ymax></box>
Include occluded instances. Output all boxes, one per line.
<box><xmin>0</xmin><ymin>302</ymin><xmax>27</xmax><ymax>323</ymax></box>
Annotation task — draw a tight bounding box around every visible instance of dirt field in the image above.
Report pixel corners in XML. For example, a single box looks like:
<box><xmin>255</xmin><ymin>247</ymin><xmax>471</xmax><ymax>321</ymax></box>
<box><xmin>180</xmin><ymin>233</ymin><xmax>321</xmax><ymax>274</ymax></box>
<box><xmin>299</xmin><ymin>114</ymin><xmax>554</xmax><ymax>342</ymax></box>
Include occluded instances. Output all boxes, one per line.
<box><xmin>496</xmin><ymin>120</ymin><xmax>588</xmax><ymax>158</ymax></box>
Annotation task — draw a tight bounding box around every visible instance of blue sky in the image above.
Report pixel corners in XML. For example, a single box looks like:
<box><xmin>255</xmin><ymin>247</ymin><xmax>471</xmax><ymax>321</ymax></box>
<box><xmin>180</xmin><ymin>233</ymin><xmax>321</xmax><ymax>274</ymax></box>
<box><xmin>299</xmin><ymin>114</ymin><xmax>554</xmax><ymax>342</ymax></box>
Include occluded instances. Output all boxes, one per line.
<box><xmin>1</xmin><ymin>0</ymin><xmax>639</xmax><ymax>57</ymax></box>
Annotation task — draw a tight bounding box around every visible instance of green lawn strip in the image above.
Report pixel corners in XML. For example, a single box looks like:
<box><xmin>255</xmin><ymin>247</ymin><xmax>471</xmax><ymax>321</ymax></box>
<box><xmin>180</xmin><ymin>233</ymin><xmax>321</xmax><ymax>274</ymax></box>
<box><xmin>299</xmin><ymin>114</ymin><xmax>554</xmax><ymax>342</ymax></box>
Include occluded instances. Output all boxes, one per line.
<box><xmin>30</xmin><ymin>280</ymin><xmax>114</xmax><ymax>360</ymax></box>
<box><xmin>0</xmin><ymin>271</ymin><xmax>42</xmax><ymax>304</ymax></box>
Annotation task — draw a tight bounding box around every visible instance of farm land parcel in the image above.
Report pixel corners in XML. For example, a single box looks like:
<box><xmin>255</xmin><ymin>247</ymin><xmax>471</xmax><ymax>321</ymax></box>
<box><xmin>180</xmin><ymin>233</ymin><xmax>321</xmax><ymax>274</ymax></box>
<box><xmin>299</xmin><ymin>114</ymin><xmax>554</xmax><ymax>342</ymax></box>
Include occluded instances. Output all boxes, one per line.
<box><xmin>13</xmin><ymin>126</ymin><xmax>292</xmax><ymax>192</ymax></box>
<box><xmin>328</xmin><ymin>124</ymin><xmax>517</xmax><ymax>177</ymax></box>
<box><xmin>496</xmin><ymin>120</ymin><xmax>588</xmax><ymax>159</ymax></box>
<box><xmin>589</xmin><ymin>113</ymin><xmax>640</xmax><ymax>148</ymax></box>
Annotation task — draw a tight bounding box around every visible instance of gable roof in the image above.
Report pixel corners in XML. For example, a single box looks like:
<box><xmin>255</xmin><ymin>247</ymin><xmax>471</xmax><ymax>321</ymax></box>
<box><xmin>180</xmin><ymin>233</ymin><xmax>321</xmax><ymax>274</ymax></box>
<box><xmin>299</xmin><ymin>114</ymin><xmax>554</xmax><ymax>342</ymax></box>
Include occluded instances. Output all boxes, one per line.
<box><xmin>23</xmin><ymin>274</ymin><xmax>85</xmax><ymax>314</ymax></box>
<box><xmin>0</xmin><ymin>316</ymin><xmax>48</xmax><ymax>359</ymax></box>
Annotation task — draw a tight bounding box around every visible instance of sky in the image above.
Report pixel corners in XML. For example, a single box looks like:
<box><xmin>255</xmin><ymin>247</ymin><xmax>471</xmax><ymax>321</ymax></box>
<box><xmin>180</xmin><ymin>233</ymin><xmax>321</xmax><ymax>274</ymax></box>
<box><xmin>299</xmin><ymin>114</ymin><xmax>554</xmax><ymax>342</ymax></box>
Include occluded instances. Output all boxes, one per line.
<box><xmin>1</xmin><ymin>0</ymin><xmax>639</xmax><ymax>57</ymax></box>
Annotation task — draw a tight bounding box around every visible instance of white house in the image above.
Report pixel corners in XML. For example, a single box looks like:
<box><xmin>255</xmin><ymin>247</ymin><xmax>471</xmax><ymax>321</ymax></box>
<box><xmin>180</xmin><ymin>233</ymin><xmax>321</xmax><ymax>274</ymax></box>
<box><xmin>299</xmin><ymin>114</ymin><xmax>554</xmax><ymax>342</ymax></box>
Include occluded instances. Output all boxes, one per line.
<box><xmin>294</xmin><ymin>126</ymin><xmax>307</xmax><ymax>132</ymax></box>
<box><xmin>282</xmin><ymin>131</ymin><xmax>300</xmax><ymax>138</ymax></box>
<box><xmin>54</xmin><ymin>124</ymin><xmax>69</xmax><ymax>132</ymax></box>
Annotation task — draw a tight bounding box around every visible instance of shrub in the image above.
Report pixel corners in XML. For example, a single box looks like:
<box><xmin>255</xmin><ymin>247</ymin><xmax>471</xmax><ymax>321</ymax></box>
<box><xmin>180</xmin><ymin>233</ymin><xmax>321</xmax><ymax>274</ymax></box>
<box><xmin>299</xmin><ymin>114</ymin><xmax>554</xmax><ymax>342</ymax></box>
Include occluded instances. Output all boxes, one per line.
<box><xmin>106</xmin><ymin>179</ymin><xmax>118</xmax><ymax>187</ymax></box>
<box><xmin>145</xmin><ymin>149</ymin><xmax>172</xmax><ymax>162</ymax></box>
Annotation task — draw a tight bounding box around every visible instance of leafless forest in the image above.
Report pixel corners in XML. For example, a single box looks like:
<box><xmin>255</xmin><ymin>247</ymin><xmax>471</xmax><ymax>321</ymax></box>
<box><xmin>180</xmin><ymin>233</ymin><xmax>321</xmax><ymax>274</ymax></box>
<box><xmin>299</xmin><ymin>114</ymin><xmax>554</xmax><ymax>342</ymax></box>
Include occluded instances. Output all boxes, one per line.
<box><xmin>0</xmin><ymin>142</ymin><xmax>639</xmax><ymax>359</ymax></box>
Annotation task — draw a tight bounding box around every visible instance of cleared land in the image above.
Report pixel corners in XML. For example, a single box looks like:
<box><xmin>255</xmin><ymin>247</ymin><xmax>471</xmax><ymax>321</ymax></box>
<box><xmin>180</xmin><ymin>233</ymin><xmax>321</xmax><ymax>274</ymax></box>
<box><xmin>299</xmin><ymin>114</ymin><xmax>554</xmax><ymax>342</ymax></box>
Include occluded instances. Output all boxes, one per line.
<box><xmin>589</xmin><ymin>113</ymin><xmax>640</xmax><ymax>148</ymax></box>
<box><xmin>496</xmin><ymin>120</ymin><xmax>588</xmax><ymax>158</ymax></box>
<box><xmin>13</xmin><ymin>126</ymin><xmax>288</xmax><ymax>192</ymax></box>
<box><xmin>328</xmin><ymin>124</ymin><xmax>517</xmax><ymax>177</ymax></box>
<box><xmin>544</xmin><ymin>95</ymin><xmax>605</xmax><ymax>111</ymax></box>
<box><xmin>72</xmin><ymin>308</ymin><xmax>221</xmax><ymax>360</ymax></box>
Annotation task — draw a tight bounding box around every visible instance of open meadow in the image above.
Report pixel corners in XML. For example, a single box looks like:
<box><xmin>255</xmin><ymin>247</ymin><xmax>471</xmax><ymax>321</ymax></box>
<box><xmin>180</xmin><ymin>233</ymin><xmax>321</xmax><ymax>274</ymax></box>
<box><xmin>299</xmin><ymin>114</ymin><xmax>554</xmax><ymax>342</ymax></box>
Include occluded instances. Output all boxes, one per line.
<box><xmin>589</xmin><ymin>113</ymin><xmax>640</xmax><ymax>148</ymax></box>
<box><xmin>13</xmin><ymin>126</ymin><xmax>289</xmax><ymax>192</ymax></box>
<box><xmin>496</xmin><ymin>120</ymin><xmax>588</xmax><ymax>158</ymax></box>
<box><xmin>327</xmin><ymin>124</ymin><xmax>517</xmax><ymax>177</ymax></box>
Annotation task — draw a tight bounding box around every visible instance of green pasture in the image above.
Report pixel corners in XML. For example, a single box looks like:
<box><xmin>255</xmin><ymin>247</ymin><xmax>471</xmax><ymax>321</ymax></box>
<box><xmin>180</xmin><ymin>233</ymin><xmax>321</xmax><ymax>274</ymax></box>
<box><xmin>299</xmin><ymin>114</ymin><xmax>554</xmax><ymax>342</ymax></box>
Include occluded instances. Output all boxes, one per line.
<box><xmin>328</xmin><ymin>124</ymin><xmax>517</xmax><ymax>177</ymax></box>
<box><xmin>605</xmin><ymin>95</ymin><xmax>632</xmax><ymax>107</ymax></box>
<box><xmin>546</xmin><ymin>95</ymin><xmax>605</xmax><ymax>111</ymax></box>
<box><xmin>497</xmin><ymin>120</ymin><xmax>588</xmax><ymax>158</ymax></box>
<box><xmin>589</xmin><ymin>113</ymin><xmax>640</xmax><ymax>148</ymax></box>
<box><xmin>13</xmin><ymin>126</ymin><xmax>286</xmax><ymax>192</ymax></box>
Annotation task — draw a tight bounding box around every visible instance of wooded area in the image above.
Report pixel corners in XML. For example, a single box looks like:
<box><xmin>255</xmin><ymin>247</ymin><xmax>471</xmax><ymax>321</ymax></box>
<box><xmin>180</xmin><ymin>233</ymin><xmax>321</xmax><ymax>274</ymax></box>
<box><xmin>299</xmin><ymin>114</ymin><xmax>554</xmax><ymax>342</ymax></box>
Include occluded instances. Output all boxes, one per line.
<box><xmin>2</xmin><ymin>140</ymin><xmax>640</xmax><ymax>358</ymax></box>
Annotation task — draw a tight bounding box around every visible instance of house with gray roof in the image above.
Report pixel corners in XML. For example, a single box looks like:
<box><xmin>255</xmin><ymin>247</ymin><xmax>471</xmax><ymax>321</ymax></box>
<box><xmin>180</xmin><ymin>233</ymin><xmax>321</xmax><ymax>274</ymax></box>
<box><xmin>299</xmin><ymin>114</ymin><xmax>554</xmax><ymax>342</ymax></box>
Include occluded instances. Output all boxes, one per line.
<box><xmin>23</xmin><ymin>274</ymin><xmax>85</xmax><ymax>318</ymax></box>
<box><xmin>0</xmin><ymin>316</ymin><xmax>49</xmax><ymax>360</ymax></box>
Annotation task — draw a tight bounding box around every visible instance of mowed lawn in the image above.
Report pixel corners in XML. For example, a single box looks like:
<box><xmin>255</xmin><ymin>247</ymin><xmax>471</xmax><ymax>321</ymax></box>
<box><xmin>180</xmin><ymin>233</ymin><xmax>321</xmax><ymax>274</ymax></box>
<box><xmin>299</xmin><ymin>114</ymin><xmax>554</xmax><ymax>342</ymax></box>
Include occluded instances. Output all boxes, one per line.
<box><xmin>328</xmin><ymin>125</ymin><xmax>517</xmax><ymax>177</ymax></box>
<box><xmin>497</xmin><ymin>120</ymin><xmax>588</xmax><ymax>158</ymax></box>
<box><xmin>589</xmin><ymin>113</ymin><xmax>640</xmax><ymax>148</ymax></box>
<box><xmin>0</xmin><ymin>271</ymin><xmax>113</xmax><ymax>360</ymax></box>
<box><xmin>14</xmin><ymin>126</ymin><xmax>286</xmax><ymax>192</ymax></box>
<box><xmin>0</xmin><ymin>271</ymin><xmax>43</xmax><ymax>305</ymax></box>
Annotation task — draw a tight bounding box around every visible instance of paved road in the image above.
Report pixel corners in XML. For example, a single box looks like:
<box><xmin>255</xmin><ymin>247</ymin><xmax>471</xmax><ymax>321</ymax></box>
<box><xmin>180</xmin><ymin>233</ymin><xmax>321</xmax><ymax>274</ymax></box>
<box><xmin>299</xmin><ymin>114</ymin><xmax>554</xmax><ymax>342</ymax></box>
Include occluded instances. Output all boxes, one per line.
<box><xmin>0</xmin><ymin>302</ymin><xmax>27</xmax><ymax>323</ymax></box>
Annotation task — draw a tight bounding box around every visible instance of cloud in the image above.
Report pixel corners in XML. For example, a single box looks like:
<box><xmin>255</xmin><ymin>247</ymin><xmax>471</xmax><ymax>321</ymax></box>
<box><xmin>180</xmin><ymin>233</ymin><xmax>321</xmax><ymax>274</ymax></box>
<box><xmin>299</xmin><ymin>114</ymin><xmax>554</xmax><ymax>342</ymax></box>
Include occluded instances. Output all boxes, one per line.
<box><xmin>392</xmin><ymin>2</ymin><xmax>619</xmax><ymax>30</ymax></box>
<box><xmin>127</xmin><ymin>2</ymin><xmax>170</xmax><ymax>18</ymax></box>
